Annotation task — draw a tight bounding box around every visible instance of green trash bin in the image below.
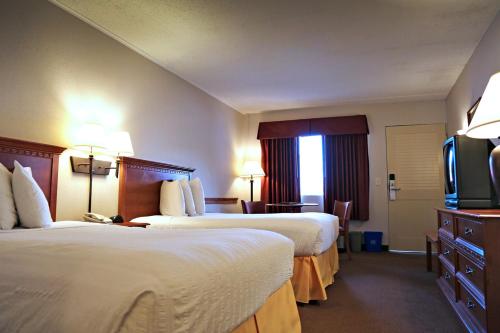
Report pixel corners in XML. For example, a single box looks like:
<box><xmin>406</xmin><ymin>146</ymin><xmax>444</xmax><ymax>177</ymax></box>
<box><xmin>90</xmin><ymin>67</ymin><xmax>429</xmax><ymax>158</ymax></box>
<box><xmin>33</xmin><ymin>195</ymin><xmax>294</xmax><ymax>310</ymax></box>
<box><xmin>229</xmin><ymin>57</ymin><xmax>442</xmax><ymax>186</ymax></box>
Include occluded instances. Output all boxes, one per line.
<box><xmin>349</xmin><ymin>231</ymin><xmax>363</xmax><ymax>253</ymax></box>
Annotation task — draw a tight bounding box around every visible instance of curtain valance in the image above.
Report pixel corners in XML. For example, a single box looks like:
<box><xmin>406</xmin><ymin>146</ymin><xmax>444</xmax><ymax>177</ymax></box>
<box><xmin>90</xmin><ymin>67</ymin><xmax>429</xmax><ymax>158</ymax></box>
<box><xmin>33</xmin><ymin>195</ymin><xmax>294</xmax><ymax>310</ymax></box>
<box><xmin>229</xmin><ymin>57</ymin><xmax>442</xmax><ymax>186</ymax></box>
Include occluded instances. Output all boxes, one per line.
<box><xmin>257</xmin><ymin>115</ymin><xmax>369</xmax><ymax>139</ymax></box>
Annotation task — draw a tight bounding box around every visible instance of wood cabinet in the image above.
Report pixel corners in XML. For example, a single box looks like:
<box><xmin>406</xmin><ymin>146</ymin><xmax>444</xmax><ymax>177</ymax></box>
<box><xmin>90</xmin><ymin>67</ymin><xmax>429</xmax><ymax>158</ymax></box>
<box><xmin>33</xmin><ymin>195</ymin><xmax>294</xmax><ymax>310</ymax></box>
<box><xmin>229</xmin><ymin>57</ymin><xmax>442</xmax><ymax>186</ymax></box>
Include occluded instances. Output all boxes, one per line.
<box><xmin>437</xmin><ymin>209</ymin><xmax>500</xmax><ymax>333</ymax></box>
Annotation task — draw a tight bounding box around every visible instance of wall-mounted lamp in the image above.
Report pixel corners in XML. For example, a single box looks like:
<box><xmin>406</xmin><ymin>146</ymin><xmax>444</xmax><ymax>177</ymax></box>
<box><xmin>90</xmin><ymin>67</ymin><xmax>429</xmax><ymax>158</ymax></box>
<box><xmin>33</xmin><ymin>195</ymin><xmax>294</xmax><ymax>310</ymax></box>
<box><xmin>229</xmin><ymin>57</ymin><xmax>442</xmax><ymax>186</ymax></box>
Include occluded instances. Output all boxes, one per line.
<box><xmin>240</xmin><ymin>160</ymin><xmax>265</xmax><ymax>201</ymax></box>
<box><xmin>107</xmin><ymin>131</ymin><xmax>135</xmax><ymax>178</ymax></box>
<box><xmin>72</xmin><ymin>123</ymin><xmax>107</xmax><ymax>213</ymax></box>
<box><xmin>466</xmin><ymin>71</ymin><xmax>500</xmax><ymax>203</ymax></box>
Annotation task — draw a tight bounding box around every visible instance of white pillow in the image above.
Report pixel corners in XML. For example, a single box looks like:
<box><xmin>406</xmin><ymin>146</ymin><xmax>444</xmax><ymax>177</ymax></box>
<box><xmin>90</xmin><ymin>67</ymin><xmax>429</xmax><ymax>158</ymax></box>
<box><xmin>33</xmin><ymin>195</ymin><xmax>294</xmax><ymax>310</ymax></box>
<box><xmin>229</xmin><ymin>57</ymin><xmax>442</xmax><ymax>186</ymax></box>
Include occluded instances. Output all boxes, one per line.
<box><xmin>0</xmin><ymin>163</ymin><xmax>18</xmax><ymax>230</ymax></box>
<box><xmin>12</xmin><ymin>161</ymin><xmax>53</xmax><ymax>228</ymax></box>
<box><xmin>160</xmin><ymin>180</ymin><xmax>186</xmax><ymax>216</ymax></box>
<box><xmin>189</xmin><ymin>178</ymin><xmax>205</xmax><ymax>215</ymax></box>
<box><xmin>179</xmin><ymin>178</ymin><xmax>197</xmax><ymax>216</ymax></box>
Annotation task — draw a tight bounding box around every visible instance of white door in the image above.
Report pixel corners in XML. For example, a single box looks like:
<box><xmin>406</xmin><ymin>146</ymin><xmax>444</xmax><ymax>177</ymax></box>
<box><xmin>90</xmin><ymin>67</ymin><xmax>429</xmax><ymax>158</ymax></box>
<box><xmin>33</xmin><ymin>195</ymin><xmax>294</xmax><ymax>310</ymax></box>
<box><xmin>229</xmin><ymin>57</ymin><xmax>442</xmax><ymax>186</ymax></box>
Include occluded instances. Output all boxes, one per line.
<box><xmin>386</xmin><ymin>124</ymin><xmax>446</xmax><ymax>251</ymax></box>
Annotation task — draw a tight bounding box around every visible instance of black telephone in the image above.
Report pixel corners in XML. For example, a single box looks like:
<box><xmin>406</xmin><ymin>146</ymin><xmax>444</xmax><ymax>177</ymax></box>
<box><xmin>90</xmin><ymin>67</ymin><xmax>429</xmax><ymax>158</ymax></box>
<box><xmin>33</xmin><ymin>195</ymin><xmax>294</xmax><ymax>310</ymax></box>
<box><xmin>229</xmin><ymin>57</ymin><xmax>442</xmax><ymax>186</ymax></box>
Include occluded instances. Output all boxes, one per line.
<box><xmin>110</xmin><ymin>215</ymin><xmax>124</xmax><ymax>223</ymax></box>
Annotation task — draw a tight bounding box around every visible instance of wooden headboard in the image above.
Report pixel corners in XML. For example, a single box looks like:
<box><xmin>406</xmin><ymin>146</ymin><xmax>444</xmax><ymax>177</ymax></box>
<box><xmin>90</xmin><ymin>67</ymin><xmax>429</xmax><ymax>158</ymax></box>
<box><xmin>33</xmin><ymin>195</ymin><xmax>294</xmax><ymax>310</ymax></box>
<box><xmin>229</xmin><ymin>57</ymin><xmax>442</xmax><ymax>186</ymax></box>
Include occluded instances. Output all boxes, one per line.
<box><xmin>118</xmin><ymin>157</ymin><xmax>195</xmax><ymax>221</ymax></box>
<box><xmin>0</xmin><ymin>137</ymin><xmax>66</xmax><ymax>219</ymax></box>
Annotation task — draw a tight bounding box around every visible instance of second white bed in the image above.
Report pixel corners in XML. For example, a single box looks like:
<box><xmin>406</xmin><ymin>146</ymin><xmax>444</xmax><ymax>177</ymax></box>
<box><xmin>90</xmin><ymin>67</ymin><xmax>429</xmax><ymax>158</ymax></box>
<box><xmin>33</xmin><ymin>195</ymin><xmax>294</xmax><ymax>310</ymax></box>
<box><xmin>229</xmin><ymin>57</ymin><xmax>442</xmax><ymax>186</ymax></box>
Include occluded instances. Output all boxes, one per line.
<box><xmin>133</xmin><ymin>212</ymin><xmax>339</xmax><ymax>256</ymax></box>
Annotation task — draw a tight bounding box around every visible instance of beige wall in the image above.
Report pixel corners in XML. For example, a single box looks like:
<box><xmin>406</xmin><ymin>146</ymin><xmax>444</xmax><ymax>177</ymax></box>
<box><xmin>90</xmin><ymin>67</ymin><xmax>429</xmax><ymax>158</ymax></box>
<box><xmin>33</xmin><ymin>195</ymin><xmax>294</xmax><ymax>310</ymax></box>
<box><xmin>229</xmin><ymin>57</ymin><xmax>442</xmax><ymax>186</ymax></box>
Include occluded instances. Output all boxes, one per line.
<box><xmin>244</xmin><ymin>100</ymin><xmax>447</xmax><ymax>244</ymax></box>
<box><xmin>0</xmin><ymin>0</ymin><xmax>245</xmax><ymax>220</ymax></box>
<box><xmin>446</xmin><ymin>12</ymin><xmax>500</xmax><ymax>135</ymax></box>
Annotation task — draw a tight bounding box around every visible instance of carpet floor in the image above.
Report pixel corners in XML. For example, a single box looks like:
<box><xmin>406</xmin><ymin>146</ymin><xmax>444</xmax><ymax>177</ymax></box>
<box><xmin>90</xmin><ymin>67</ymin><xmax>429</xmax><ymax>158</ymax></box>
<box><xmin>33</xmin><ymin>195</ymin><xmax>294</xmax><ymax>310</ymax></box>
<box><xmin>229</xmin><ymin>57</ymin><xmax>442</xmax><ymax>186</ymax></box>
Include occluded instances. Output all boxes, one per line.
<box><xmin>299</xmin><ymin>252</ymin><xmax>465</xmax><ymax>333</ymax></box>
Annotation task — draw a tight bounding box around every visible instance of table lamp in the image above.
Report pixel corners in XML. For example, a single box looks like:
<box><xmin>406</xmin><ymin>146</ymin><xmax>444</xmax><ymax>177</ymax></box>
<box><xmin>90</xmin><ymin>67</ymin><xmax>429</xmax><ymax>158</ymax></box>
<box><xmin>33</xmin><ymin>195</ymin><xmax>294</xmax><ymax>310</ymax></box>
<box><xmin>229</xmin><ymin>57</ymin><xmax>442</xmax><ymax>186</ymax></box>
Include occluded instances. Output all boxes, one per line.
<box><xmin>73</xmin><ymin>123</ymin><xmax>107</xmax><ymax>212</ymax></box>
<box><xmin>466</xmin><ymin>71</ymin><xmax>500</xmax><ymax>203</ymax></box>
<box><xmin>240</xmin><ymin>160</ymin><xmax>265</xmax><ymax>201</ymax></box>
<box><xmin>107</xmin><ymin>131</ymin><xmax>134</xmax><ymax>178</ymax></box>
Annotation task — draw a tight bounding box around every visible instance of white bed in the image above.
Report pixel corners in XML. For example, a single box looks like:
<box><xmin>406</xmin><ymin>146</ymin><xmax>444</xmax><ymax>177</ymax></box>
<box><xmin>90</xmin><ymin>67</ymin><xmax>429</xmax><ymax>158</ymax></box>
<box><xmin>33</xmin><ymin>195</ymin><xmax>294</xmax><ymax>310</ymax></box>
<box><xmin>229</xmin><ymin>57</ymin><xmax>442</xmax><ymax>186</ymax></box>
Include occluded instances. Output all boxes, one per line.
<box><xmin>0</xmin><ymin>222</ymin><xmax>294</xmax><ymax>333</ymax></box>
<box><xmin>132</xmin><ymin>212</ymin><xmax>339</xmax><ymax>256</ymax></box>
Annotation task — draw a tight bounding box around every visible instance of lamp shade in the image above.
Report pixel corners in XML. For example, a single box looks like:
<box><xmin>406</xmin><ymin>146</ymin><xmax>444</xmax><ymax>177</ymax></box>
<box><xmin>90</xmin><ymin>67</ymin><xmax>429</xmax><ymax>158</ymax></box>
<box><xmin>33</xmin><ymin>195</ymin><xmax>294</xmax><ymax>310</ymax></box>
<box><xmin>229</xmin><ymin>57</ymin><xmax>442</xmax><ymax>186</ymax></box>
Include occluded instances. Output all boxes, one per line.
<box><xmin>73</xmin><ymin>123</ymin><xmax>107</xmax><ymax>153</ymax></box>
<box><xmin>108</xmin><ymin>131</ymin><xmax>134</xmax><ymax>157</ymax></box>
<box><xmin>467</xmin><ymin>72</ymin><xmax>500</xmax><ymax>139</ymax></box>
<box><xmin>240</xmin><ymin>160</ymin><xmax>265</xmax><ymax>178</ymax></box>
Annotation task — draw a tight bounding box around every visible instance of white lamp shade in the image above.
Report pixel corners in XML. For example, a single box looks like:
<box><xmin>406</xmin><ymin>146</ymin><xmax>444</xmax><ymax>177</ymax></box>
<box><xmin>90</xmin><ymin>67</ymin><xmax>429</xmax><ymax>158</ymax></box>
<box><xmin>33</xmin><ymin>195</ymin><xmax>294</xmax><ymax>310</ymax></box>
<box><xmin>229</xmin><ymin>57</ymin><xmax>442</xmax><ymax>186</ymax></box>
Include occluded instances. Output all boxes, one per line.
<box><xmin>467</xmin><ymin>72</ymin><xmax>500</xmax><ymax>139</ymax></box>
<box><xmin>108</xmin><ymin>131</ymin><xmax>134</xmax><ymax>157</ymax></box>
<box><xmin>73</xmin><ymin>123</ymin><xmax>107</xmax><ymax>153</ymax></box>
<box><xmin>240</xmin><ymin>160</ymin><xmax>265</xmax><ymax>177</ymax></box>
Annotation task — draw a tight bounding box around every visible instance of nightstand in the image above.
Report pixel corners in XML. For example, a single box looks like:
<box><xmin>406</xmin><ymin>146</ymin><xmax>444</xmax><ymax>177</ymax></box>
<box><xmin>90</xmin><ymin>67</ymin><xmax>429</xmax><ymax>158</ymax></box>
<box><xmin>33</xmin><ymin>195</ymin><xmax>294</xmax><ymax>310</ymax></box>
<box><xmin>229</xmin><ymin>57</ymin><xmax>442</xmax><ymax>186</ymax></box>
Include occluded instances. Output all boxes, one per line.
<box><xmin>112</xmin><ymin>221</ymin><xmax>150</xmax><ymax>228</ymax></box>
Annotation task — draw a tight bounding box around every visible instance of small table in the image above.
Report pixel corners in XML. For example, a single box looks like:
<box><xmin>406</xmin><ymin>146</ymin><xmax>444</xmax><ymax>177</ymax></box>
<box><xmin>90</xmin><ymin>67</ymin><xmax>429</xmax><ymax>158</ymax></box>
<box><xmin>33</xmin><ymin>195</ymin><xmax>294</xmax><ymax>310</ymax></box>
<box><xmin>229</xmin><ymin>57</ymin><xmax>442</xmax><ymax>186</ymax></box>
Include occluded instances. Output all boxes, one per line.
<box><xmin>113</xmin><ymin>221</ymin><xmax>150</xmax><ymax>228</ymax></box>
<box><xmin>425</xmin><ymin>231</ymin><xmax>438</xmax><ymax>272</ymax></box>
<box><xmin>265</xmin><ymin>202</ymin><xmax>319</xmax><ymax>213</ymax></box>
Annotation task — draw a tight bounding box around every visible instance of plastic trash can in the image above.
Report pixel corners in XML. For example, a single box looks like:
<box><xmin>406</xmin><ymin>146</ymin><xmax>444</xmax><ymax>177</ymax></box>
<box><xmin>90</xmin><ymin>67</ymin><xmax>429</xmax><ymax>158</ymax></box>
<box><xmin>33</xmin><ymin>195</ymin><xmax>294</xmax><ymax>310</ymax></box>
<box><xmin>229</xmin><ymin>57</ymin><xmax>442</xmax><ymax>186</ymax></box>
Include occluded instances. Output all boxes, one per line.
<box><xmin>349</xmin><ymin>231</ymin><xmax>363</xmax><ymax>253</ymax></box>
<box><xmin>364</xmin><ymin>231</ymin><xmax>383</xmax><ymax>252</ymax></box>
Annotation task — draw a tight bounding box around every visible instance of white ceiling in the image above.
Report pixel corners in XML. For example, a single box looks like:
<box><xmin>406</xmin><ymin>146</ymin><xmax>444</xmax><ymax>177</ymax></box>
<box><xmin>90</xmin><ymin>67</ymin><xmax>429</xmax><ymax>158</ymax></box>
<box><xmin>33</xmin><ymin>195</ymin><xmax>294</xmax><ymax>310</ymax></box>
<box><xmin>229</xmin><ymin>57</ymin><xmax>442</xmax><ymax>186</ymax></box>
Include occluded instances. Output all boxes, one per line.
<box><xmin>52</xmin><ymin>0</ymin><xmax>500</xmax><ymax>113</ymax></box>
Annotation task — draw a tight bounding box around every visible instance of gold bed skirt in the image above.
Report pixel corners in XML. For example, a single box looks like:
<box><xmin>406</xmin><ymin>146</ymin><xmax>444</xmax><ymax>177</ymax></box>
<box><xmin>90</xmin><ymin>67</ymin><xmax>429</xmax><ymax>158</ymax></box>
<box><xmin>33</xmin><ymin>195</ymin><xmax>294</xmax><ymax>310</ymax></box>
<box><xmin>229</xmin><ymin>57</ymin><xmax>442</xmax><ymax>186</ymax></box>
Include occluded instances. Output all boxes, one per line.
<box><xmin>233</xmin><ymin>280</ymin><xmax>301</xmax><ymax>333</ymax></box>
<box><xmin>290</xmin><ymin>242</ymin><xmax>339</xmax><ymax>303</ymax></box>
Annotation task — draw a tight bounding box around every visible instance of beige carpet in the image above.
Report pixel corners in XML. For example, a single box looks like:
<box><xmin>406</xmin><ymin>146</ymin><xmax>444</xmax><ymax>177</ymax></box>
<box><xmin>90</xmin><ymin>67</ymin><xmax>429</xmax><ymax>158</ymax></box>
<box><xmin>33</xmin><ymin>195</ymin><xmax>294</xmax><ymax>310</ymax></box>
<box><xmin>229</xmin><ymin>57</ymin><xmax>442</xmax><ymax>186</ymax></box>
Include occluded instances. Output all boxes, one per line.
<box><xmin>299</xmin><ymin>252</ymin><xmax>465</xmax><ymax>333</ymax></box>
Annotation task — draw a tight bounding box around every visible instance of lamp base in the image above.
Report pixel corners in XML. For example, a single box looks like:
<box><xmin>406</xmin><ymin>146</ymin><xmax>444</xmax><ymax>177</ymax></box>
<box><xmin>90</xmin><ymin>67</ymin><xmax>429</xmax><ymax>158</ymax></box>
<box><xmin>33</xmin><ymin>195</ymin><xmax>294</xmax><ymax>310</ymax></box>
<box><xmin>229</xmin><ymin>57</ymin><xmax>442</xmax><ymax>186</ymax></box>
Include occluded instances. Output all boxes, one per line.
<box><xmin>490</xmin><ymin>145</ymin><xmax>500</xmax><ymax>205</ymax></box>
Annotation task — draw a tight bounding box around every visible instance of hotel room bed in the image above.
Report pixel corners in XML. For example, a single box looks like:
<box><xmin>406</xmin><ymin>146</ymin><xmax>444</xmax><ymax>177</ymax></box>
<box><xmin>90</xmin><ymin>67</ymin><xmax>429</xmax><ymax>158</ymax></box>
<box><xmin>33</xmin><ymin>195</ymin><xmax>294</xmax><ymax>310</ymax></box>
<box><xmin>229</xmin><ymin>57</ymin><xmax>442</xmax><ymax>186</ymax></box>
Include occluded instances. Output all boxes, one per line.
<box><xmin>0</xmin><ymin>137</ymin><xmax>301</xmax><ymax>333</ymax></box>
<box><xmin>132</xmin><ymin>212</ymin><xmax>338</xmax><ymax>256</ymax></box>
<box><xmin>118</xmin><ymin>157</ymin><xmax>340</xmax><ymax>303</ymax></box>
<box><xmin>0</xmin><ymin>222</ymin><xmax>297</xmax><ymax>333</ymax></box>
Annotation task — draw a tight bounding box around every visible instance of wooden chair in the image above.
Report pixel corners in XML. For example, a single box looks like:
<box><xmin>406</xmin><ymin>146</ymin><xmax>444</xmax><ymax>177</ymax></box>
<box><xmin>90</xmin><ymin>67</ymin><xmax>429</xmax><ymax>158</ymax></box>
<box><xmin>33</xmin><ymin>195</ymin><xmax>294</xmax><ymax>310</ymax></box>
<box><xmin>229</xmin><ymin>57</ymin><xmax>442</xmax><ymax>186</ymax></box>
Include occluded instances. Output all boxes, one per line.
<box><xmin>333</xmin><ymin>200</ymin><xmax>353</xmax><ymax>260</ymax></box>
<box><xmin>241</xmin><ymin>200</ymin><xmax>267</xmax><ymax>214</ymax></box>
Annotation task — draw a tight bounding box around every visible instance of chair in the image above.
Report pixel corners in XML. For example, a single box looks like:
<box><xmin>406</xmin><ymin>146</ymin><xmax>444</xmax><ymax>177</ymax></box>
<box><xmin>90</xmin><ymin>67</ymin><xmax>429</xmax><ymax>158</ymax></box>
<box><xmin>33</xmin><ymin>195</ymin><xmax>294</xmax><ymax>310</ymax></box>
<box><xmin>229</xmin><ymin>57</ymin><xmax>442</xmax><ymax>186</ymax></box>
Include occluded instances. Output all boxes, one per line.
<box><xmin>241</xmin><ymin>200</ymin><xmax>266</xmax><ymax>214</ymax></box>
<box><xmin>333</xmin><ymin>200</ymin><xmax>353</xmax><ymax>260</ymax></box>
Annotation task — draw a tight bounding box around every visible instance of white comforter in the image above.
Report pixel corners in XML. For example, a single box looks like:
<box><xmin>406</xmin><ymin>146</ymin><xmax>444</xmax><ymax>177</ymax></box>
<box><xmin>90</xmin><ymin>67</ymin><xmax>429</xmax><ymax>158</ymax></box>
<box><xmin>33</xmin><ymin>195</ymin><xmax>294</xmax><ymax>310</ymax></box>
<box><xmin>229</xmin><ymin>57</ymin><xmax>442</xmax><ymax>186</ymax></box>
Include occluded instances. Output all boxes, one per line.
<box><xmin>133</xmin><ymin>212</ymin><xmax>339</xmax><ymax>256</ymax></box>
<box><xmin>0</xmin><ymin>222</ymin><xmax>294</xmax><ymax>333</ymax></box>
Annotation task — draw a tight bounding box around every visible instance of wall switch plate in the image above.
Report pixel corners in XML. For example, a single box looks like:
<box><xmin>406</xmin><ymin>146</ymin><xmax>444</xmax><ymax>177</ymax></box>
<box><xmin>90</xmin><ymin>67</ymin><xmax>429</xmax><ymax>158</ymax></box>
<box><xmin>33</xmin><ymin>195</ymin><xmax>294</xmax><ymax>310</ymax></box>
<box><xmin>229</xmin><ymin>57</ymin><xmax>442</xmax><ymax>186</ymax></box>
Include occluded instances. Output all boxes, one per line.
<box><xmin>375</xmin><ymin>177</ymin><xmax>381</xmax><ymax>186</ymax></box>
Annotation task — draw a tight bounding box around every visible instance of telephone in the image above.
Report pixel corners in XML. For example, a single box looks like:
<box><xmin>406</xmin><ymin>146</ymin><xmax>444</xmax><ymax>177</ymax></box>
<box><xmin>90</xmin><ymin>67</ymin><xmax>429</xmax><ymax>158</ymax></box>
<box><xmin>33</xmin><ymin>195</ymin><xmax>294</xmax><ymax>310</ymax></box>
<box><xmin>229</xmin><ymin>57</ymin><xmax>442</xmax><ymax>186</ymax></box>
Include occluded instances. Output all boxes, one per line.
<box><xmin>83</xmin><ymin>213</ymin><xmax>112</xmax><ymax>224</ymax></box>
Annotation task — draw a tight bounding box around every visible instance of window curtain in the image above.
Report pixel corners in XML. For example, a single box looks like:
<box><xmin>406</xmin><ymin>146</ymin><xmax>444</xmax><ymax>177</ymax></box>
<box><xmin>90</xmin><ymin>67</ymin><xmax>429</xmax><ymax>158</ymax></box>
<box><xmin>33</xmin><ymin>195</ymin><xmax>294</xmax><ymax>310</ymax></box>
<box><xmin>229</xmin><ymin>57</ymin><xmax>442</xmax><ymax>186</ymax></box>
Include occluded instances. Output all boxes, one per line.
<box><xmin>323</xmin><ymin>134</ymin><xmax>369</xmax><ymax>221</ymax></box>
<box><xmin>261</xmin><ymin>138</ymin><xmax>300</xmax><ymax>212</ymax></box>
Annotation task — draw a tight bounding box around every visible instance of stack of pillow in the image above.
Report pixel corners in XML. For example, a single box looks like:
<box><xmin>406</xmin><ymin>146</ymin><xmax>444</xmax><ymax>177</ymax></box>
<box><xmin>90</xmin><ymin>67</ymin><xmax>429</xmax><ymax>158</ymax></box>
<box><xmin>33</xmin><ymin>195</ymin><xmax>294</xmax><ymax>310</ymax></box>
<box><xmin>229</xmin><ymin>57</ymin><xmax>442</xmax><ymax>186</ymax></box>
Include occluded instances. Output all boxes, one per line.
<box><xmin>0</xmin><ymin>161</ymin><xmax>53</xmax><ymax>229</ymax></box>
<box><xmin>160</xmin><ymin>178</ymin><xmax>205</xmax><ymax>216</ymax></box>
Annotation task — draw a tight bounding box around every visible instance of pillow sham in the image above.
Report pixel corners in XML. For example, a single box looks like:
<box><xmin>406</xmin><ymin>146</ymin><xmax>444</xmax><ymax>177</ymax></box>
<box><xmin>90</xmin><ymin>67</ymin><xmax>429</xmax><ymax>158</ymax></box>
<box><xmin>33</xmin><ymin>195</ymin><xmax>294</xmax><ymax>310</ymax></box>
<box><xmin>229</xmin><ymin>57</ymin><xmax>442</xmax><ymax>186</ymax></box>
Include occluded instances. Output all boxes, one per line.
<box><xmin>0</xmin><ymin>163</ymin><xmax>18</xmax><ymax>230</ymax></box>
<box><xmin>189</xmin><ymin>178</ymin><xmax>206</xmax><ymax>215</ymax></box>
<box><xmin>12</xmin><ymin>160</ymin><xmax>52</xmax><ymax>228</ymax></box>
<box><xmin>179</xmin><ymin>178</ymin><xmax>197</xmax><ymax>216</ymax></box>
<box><xmin>160</xmin><ymin>180</ymin><xmax>186</xmax><ymax>216</ymax></box>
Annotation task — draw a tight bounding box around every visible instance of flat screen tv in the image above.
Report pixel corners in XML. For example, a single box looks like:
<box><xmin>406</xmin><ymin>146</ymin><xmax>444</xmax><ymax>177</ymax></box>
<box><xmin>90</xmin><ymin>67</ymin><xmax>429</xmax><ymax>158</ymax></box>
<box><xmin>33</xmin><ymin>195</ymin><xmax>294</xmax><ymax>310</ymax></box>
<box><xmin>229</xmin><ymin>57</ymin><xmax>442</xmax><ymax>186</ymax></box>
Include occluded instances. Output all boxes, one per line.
<box><xmin>444</xmin><ymin>135</ymin><xmax>497</xmax><ymax>208</ymax></box>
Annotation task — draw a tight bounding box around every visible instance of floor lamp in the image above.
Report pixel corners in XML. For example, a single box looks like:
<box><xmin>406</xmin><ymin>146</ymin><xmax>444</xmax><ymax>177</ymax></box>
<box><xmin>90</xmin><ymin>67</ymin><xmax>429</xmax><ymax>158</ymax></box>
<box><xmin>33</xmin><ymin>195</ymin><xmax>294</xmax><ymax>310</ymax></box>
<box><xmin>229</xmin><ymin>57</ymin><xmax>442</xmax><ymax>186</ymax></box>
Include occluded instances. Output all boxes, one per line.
<box><xmin>73</xmin><ymin>124</ymin><xmax>107</xmax><ymax>213</ymax></box>
<box><xmin>240</xmin><ymin>160</ymin><xmax>265</xmax><ymax>201</ymax></box>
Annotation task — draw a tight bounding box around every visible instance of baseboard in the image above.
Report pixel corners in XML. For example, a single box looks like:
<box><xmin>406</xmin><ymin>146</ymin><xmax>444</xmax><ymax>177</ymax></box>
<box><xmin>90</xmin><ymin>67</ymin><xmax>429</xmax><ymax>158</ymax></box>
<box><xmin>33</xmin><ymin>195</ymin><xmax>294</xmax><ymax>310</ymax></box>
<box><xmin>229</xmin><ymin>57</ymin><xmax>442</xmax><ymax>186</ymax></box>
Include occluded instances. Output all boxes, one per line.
<box><xmin>338</xmin><ymin>244</ymin><xmax>389</xmax><ymax>253</ymax></box>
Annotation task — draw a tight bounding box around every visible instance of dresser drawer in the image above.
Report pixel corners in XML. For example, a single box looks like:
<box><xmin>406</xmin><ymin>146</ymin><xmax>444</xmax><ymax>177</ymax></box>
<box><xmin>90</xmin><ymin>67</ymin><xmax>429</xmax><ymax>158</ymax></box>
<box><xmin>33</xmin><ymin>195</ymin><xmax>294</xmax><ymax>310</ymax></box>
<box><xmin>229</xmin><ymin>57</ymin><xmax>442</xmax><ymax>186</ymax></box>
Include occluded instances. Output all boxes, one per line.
<box><xmin>439</xmin><ymin>259</ymin><xmax>455</xmax><ymax>294</ymax></box>
<box><xmin>458</xmin><ymin>282</ymin><xmax>486</xmax><ymax>332</ymax></box>
<box><xmin>457</xmin><ymin>252</ymin><xmax>485</xmax><ymax>296</ymax></box>
<box><xmin>456</xmin><ymin>217</ymin><xmax>484</xmax><ymax>255</ymax></box>
<box><xmin>439</xmin><ymin>212</ymin><xmax>454</xmax><ymax>237</ymax></box>
<box><xmin>439</xmin><ymin>239</ymin><xmax>455</xmax><ymax>268</ymax></box>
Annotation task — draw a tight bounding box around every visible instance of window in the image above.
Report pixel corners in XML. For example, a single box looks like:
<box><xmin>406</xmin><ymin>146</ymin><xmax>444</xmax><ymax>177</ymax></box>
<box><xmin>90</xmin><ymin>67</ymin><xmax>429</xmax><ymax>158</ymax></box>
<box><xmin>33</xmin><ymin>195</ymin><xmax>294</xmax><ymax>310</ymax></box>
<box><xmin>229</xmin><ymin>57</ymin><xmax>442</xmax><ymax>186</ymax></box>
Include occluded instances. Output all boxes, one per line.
<box><xmin>299</xmin><ymin>135</ymin><xmax>324</xmax><ymax>195</ymax></box>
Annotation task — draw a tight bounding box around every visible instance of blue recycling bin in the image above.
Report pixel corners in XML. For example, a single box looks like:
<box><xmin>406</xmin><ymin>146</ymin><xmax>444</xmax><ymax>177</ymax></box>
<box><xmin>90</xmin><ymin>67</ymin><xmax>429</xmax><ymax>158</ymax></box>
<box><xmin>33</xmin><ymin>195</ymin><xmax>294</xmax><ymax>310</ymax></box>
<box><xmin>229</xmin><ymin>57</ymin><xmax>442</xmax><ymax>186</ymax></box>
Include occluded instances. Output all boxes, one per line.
<box><xmin>364</xmin><ymin>231</ymin><xmax>383</xmax><ymax>252</ymax></box>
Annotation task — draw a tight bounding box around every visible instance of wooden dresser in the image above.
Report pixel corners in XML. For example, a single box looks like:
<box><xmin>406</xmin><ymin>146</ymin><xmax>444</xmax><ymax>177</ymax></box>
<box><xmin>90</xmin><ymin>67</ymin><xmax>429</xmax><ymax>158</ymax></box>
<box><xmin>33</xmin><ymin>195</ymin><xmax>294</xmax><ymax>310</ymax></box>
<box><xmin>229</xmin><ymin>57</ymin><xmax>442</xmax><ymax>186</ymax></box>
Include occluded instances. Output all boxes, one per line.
<box><xmin>437</xmin><ymin>208</ymin><xmax>500</xmax><ymax>333</ymax></box>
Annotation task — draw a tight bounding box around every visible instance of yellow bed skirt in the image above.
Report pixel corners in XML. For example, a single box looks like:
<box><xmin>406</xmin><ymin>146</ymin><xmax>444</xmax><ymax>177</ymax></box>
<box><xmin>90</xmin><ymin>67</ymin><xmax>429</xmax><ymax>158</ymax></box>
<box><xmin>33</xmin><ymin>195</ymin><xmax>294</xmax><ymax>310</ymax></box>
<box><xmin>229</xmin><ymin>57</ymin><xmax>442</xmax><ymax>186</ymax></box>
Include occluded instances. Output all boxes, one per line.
<box><xmin>290</xmin><ymin>242</ymin><xmax>339</xmax><ymax>303</ymax></box>
<box><xmin>233</xmin><ymin>280</ymin><xmax>301</xmax><ymax>333</ymax></box>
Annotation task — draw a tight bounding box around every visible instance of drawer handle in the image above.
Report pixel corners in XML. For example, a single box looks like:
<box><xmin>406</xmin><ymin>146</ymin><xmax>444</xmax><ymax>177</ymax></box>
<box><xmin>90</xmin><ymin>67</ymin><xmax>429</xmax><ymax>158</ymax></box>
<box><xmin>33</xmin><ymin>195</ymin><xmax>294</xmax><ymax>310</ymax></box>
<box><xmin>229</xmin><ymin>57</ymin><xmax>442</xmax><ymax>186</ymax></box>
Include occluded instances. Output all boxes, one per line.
<box><xmin>465</xmin><ymin>265</ymin><xmax>475</xmax><ymax>275</ymax></box>
<box><xmin>464</xmin><ymin>228</ymin><xmax>474</xmax><ymax>236</ymax></box>
<box><xmin>444</xmin><ymin>272</ymin><xmax>451</xmax><ymax>280</ymax></box>
<box><xmin>443</xmin><ymin>220</ymin><xmax>450</xmax><ymax>226</ymax></box>
<box><xmin>443</xmin><ymin>249</ymin><xmax>450</xmax><ymax>255</ymax></box>
<box><xmin>466</xmin><ymin>299</ymin><xmax>476</xmax><ymax>310</ymax></box>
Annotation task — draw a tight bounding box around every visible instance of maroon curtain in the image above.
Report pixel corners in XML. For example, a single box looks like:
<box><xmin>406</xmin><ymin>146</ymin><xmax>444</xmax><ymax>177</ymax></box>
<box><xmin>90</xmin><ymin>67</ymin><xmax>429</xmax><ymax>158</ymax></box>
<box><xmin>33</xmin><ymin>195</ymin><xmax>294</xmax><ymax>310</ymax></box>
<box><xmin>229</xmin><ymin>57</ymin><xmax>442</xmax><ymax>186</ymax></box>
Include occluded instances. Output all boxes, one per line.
<box><xmin>323</xmin><ymin>134</ymin><xmax>369</xmax><ymax>221</ymax></box>
<box><xmin>261</xmin><ymin>138</ymin><xmax>300</xmax><ymax>212</ymax></box>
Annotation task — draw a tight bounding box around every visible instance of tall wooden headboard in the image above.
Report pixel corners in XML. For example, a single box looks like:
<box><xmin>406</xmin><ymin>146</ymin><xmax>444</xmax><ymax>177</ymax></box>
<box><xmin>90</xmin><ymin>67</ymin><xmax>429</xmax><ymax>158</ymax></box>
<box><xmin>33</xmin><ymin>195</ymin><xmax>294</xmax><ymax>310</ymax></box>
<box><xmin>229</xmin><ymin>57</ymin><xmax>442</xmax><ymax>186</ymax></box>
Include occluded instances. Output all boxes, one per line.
<box><xmin>0</xmin><ymin>137</ymin><xmax>66</xmax><ymax>219</ymax></box>
<box><xmin>118</xmin><ymin>157</ymin><xmax>195</xmax><ymax>221</ymax></box>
